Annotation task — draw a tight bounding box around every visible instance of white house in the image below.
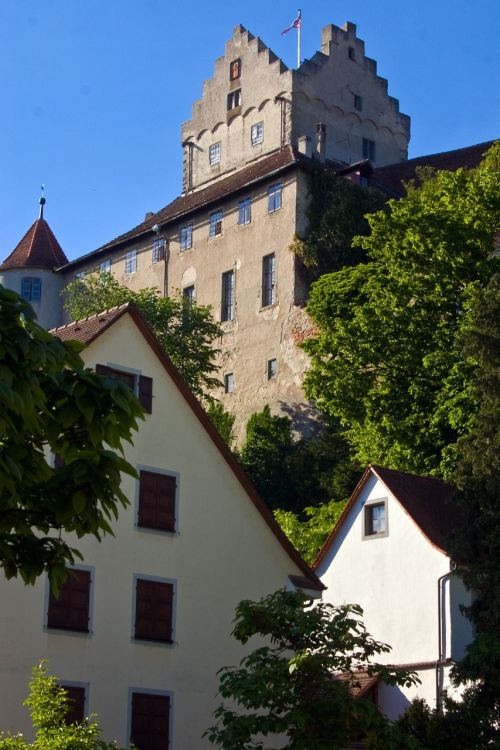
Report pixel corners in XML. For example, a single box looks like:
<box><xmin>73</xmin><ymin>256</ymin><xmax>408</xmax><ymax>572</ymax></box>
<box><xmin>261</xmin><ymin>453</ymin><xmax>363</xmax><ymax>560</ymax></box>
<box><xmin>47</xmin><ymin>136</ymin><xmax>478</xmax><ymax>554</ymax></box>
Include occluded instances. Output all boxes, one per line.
<box><xmin>314</xmin><ymin>464</ymin><xmax>473</xmax><ymax>720</ymax></box>
<box><xmin>0</xmin><ymin>303</ymin><xmax>322</xmax><ymax>749</ymax></box>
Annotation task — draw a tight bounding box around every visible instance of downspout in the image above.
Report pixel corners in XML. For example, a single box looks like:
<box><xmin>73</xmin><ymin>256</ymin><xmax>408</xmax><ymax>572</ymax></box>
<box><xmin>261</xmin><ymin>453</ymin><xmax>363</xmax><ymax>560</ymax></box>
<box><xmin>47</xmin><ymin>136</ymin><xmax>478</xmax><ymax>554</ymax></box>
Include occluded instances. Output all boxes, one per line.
<box><xmin>436</xmin><ymin>562</ymin><xmax>455</xmax><ymax>708</ymax></box>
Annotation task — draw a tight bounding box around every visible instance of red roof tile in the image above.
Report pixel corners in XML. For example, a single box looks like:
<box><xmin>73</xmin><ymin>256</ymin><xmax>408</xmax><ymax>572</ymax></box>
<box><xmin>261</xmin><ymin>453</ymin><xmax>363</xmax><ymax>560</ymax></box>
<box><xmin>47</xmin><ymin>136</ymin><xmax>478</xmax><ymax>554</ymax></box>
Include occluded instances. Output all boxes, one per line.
<box><xmin>372</xmin><ymin>140</ymin><xmax>497</xmax><ymax>196</ymax></box>
<box><xmin>50</xmin><ymin>304</ymin><xmax>131</xmax><ymax>345</ymax></box>
<box><xmin>1</xmin><ymin>218</ymin><xmax>68</xmax><ymax>271</ymax></box>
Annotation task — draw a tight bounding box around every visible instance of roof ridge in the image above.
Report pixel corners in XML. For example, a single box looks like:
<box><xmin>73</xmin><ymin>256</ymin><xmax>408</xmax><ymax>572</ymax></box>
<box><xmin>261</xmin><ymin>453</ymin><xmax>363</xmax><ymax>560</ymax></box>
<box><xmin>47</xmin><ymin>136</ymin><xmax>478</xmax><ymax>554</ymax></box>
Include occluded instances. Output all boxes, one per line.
<box><xmin>50</xmin><ymin>302</ymin><xmax>133</xmax><ymax>333</ymax></box>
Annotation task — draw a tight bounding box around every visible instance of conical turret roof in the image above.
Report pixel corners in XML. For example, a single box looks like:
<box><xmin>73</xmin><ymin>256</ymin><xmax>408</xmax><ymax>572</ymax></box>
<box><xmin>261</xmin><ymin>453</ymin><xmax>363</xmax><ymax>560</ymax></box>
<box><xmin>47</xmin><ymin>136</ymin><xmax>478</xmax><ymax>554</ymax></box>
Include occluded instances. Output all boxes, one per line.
<box><xmin>0</xmin><ymin>218</ymin><xmax>68</xmax><ymax>271</ymax></box>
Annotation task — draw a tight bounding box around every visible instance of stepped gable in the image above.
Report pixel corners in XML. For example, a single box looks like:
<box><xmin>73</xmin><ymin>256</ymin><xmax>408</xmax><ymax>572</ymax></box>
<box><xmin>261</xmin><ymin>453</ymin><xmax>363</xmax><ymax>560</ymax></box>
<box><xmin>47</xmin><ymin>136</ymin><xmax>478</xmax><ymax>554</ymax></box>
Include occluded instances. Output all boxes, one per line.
<box><xmin>373</xmin><ymin>140</ymin><xmax>496</xmax><ymax>196</ymax></box>
<box><xmin>0</xmin><ymin>218</ymin><xmax>68</xmax><ymax>271</ymax></box>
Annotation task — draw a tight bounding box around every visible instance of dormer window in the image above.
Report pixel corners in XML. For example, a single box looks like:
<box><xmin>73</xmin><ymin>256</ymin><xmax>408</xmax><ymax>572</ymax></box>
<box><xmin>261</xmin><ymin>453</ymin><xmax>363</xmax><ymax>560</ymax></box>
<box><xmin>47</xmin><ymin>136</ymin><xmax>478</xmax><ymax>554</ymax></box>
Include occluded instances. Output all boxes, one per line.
<box><xmin>21</xmin><ymin>277</ymin><xmax>42</xmax><ymax>302</ymax></box>
<box><xmin>229</xmin><ymin>59</ymin><xmax>241</xmax><ymax>80</ymax></box>
<box><xmin>227</xmin><ymin>89</ymin><xmax>241</xmax><ymax>110</ymax></box>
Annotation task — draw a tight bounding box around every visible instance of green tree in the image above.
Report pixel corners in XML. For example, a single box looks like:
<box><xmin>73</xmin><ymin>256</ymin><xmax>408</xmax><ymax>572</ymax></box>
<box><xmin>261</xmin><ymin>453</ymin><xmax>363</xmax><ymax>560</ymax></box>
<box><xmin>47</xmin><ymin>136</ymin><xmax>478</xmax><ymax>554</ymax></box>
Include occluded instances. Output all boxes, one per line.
<box><xmin>0</xmin><ymin>286</ymin><xmax>142</xmax><ymax>589</ymax></box>
<box><xmin>302</xmin><ymin>143</ymin><xmax>500</xmax><ymax>475</ymax></box>
<box><xmin>205</xmin><ymin>589</ymin><xmax>418</xmax><ymax>750</ymax></box>
<box><xmin>0</xmin><ymin>662</ymin><xmax>126</xmax><ymax>750</ymax></box>
<box><xmin>62</xmin><ymin>272</ymin><xmax>221</xmax><ymax>401</ymax></box>
<box><xmin>206</xmin><ymin>399</ymin><xmax>236</xmax><ymax>448</ymax></box>
<box><xmin>274</xmin><ymin>500</ymin><xmax>347</xmax><ymax>565</ymax></box>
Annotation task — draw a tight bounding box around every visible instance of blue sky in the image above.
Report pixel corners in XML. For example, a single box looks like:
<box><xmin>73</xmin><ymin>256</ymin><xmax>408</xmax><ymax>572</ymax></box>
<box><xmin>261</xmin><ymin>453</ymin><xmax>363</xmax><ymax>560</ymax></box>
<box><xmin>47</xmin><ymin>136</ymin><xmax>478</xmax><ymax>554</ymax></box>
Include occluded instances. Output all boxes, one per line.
<box><xmin>1</xmin><ymin>0</ymin><xmax>499</xmax><ymax>261</ymax></box>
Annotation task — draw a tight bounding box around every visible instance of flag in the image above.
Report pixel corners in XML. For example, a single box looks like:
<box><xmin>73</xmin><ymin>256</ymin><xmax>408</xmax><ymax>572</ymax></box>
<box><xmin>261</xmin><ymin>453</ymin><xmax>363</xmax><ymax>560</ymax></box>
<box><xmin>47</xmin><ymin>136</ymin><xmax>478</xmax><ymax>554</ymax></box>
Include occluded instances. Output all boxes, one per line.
<box><xmin>281</xmin><ymin>11</ymin><xmax>301</xmax><ymax>35</ymax></box>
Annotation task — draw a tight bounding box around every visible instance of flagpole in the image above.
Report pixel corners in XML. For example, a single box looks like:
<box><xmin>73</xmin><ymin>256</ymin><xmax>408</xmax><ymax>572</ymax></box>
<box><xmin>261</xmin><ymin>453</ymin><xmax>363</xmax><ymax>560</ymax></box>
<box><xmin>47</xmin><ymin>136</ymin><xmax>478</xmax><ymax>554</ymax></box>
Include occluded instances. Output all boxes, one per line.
<box><xmin>297</xmin><ymin>9</ymin><xmax>301</xmax><ymax>67</ymax></box>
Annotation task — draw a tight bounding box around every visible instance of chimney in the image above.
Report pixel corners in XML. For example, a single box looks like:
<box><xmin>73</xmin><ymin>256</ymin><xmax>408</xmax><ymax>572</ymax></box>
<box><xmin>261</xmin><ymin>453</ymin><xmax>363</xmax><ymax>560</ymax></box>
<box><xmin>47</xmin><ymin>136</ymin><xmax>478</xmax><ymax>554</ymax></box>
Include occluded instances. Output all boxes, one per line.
<box><xmin>144</xmin><ymin>212</ymin><xmax>154</xmax><ymax>222</ymax></box>
<box><xmin>315</xmin><ymin>123</ymin><xmax>326</xmax><ymax>162</ymax></box>
<box><xmin>297</xmin><ymin>135</ymin><xmax>312</xmax><ymax>158</ymax></box>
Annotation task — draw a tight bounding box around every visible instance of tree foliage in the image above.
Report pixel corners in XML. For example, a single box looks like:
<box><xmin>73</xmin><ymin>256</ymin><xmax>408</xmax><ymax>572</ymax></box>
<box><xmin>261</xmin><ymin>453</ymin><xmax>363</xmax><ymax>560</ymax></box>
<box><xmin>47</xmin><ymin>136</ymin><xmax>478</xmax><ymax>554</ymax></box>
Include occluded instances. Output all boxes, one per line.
<box><xmin>274</xmin><ymin>500</ymin><xmax>346</xmax><ymax>565</ymax></box>
<box><xmin>302</xmin><ymin>144</ymin><xmax>500</xmax><ymax>475</ymax></box>
<box><xmin>0</xmin><ymin>286</ymin><xmax>142</xmax><ymax>589</ymax></box>
<box><xmin>206</xmin><ymin>399</ymin><xmax>236</xmax><ymax>448</ymax></box>
<box><xmin>0</xmin><ymin>662</ymin><xmax>125</xmax><ymax>750</ymax></box>
<box><xmin>205</xmin><ymin>589</ymin><xmax>418</xmax><ymax>750</ymax></box>
<box><xmin>62</xmin><ymin>272</ymin><xmax>221</xmax><ymax>400</ymax></box>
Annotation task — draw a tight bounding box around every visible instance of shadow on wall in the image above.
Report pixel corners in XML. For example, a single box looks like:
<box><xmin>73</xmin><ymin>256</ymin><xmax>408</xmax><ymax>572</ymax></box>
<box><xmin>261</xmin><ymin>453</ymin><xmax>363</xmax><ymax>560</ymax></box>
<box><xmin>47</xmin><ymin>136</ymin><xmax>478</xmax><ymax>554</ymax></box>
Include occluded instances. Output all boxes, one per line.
<box><xmin>278</xmin><ymin>399</ymin><xmax>323</xmax><ymax>439</ymax></box>
<box><xmin>377</xmin><ymin>683</ymin><xmax>412</xmax><ymax>722</ymax></box>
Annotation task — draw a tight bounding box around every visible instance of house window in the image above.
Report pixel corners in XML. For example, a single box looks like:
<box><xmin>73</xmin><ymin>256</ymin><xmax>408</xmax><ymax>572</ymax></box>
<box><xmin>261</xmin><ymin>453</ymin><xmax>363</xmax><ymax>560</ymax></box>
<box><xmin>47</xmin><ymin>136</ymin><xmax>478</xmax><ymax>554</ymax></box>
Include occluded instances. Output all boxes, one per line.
<box><xmin>152</xmin><ymin>239</ymin><xmax>165</xmax><ymax>264</ymax></box>
<box><xmin>183</xmin><ymin>285</ymin><xmax>195</xmax><ymax>305</ymax></box>
<box><xmin>61</xmin><ymin>684</ymin><xmax>86</xmax><ymax>724</ymax></box>
<box><xmin>209</xmin><ymin>142</ymin><xmax>221</xmax><ymax>165</ymax></box>
<box><xmin>130</xmin><ymin>692</ymin><xmax>171</xmax><ymax>750</ymax></box>
<box><xmin>251</xmin><ymin>122</ymin><xmax>264</xmax><ymax>145</ymax></box>
<box><xmin>362</xmin><ymin>138</ymin><xmax>376</xmax><ymax>161</ymax></box>
<box><xmin>354</xmin><ymin>94</ymin><xmax>363</xmax><ymax>111</ymax></box>
<box><xmin>95</xmin><ymin>364</ymin><xmax>153</xmax><ymax>414</ymax></box>
<box><xmin>221</xmin><ymin>270</ymin><xmax>235</xmax><ymax>321</ymax></box>
<box><xmin>21</xmin><ymin>277</ymin><xmax>42</xmax><ymax>302</ymax></box>
<box><xmin>238</xmin><ymin>198</ymin><xmax>251</xmax><ymax>226</ymax></box>
<box><xmin>134</xmin><ymin>577</ymin><xmax>175</xmax><ymax>643</ymax></box>
<box><xmin>227</xmin><ymin>89</ymin><xmax>241</xmax><ymax>110</ymax></box>
<box><xmin>179</xmin><ymin>224</ymin><xmax>193</xmax><ymax>251</ymax></box>
<box><xmin>209</xmin><ymin>210</ymin><xmax>223</xmax><ymax>239</ymax></box>
<box><xmin>125</xmin><ymin>249</ymin><xmax>137</xmax><ymax>274</ymax></box>
<box><xmin>46</xmin><ymin>568</ymin><xmax>91</xmax><ymax>633</ymax></box>
<box><xmin>224</xmin><ymin>373</ymin><xmax>234</xmax><ymax>393</ymax></box>
<box><xmin>348</xmin><ymin>46</ymin><xmax>356</xmax><ymax>60</ymax></box>
<box><xmin>262</xmin><ymin>253</ymin><xmax>276</xmax><ymax>307</ymax></box>
<box><xmin>100</xmin><ymin>259</ymin><xmax>111</xmax><ymax>273</ymax></box>
<box><xmin>364</xmin><ymin>501</ymin><xmax>387</xmax><ymax>538</ymax></box>
<box><xmin>138</xmin><ymin>469</ymin><xmax>177</xmax><ymax>532</ymax></box>
<box><xmin>267</xmin><ymin>183</ymin><xmax>282</xmax><ymax>213</ymax></box>
<box><xmin>267</xmin><ymin>358</ymin><xmax>277</xmax><ymax>380</ymax></box>
<box><xmin>229</xmin><ymin>58</ymin><xmax>241</xmax><ymax>80</ymax></box>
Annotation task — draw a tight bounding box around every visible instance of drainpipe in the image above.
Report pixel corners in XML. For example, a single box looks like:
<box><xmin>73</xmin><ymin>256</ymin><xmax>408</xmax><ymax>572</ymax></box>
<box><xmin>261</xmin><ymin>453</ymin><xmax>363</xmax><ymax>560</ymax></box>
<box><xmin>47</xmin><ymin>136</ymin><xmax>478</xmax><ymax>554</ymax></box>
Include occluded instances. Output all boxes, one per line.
<box><xmin>436</xmin><ymin>563</ymin><xmax>455</xmax><ymax>708</ymax></box>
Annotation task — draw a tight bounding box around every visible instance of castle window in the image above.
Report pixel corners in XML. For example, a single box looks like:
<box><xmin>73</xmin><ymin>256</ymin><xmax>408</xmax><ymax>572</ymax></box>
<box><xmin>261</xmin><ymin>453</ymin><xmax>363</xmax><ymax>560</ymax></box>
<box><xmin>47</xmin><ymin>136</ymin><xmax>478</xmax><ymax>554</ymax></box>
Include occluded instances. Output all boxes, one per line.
<box><xmin>251</xmin><ymin>122</ymin><xmax>264</xmax><ymax>145</ymax></box>
<box><xmin>363</xmin><ymin>500</ymin><xmax>388</xmax><ymax>539</ymax></box>
<box><xmin>348</xmin><ymin>46</ymin><xmax>356</xmax><ymax>61</ymax></box>
<box><xmin>238</xmin><ymin>198</ymin><xmax>251</xmax><ymax>226</ymax></box>
<box><xmin>267</xmin><ymin>183</ymin><xmax>282</xmax><ymax>213</ymax></box>
<box><xmin>183</xmin><ymin>285</ymin><xmax>195</xmax><ymax>305</ymax></box>
<box><xmin>209</xmin><ymin>210</ymin><xmax>223</xmax><ymax>239</ymax></box>
<box><xmin>229</xmin><ymin>59</ymin><xmax>241</xmax><ymax>80</ymax></box>
<box><xmin>179</xmin><ymin>224</ymin><xmax>193</xmax><ymax>251</ymax></box>
<box><xmin>267</xmin><ymin>358</ymin><xmax>277</xmax><ymax>380</ymax></box>
<box><xmin>209</xmin><ymin>142</ymin><xmax>221</xmax><ymax>165</ymax></box>
<box><xmin>224</xmin><ymin>372</ymin><xmax>234</xmax><ymax>393</ymax></box>
<box><xmin>362</xmin><ymin>138</ymin><xmax>376</xmax><ymax>161</ymax></box>
<box><xmin>152</xmin><ymin>239</ymin><xmax>165</xmax><ymax>264</ymax></box>
<box><xmin>354</xmin><ymin>94</ymin><xmax>363</xmax><ymax>111</ymax></box>
<box><xmin>221</xmin><ymin>270</ymin><xmax>235</xmax><ymax>321</ymax></box>
<box><xmin>227</xmin><ymin>89</ymin><xmax>241</xmax><ymax>110</ymax></box>
<box><xmin>125</xmin><ymin>249</ymin><xmax>137</xmax><ymax>275</ymax></box>
<box><xmin>262</xmin><ymin>253</ymin><xmax>276</xmax><ymax>307</ymax></box>
<box><xmin>100</xmin><ymin>259</ymin><xmax>111</xmax><ymax>273</ymax></box>
<box><xmin>21</xmin><ymin>277</ymin><xmax>42</xmax><ymax>302</ymax></box>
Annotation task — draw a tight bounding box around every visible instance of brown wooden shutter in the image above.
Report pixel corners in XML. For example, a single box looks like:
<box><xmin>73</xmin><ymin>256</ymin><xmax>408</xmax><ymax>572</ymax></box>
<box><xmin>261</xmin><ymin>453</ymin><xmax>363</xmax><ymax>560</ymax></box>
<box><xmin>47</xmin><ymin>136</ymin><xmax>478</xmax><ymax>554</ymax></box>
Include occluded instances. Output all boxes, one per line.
<box><xmin>135</xmin><ymin>578</ymin><xmax>173</xmax><ymax>643</ymax></box>
<box><xmin>47</xmin><ymin>569</ymin><xmax>91</xmax><ymax>632</ymax></box>
<box><xmin>61</xmin><ymin>684</ymin><xmax>86</xmax><ymax>724</ymax></box>
<box><xmin>139</xmin><ymin>375</ymin><xmax>153</xmax><ymax>413</ymax></box>
<box><xmin>138</xmin><ymin>471</ymin><xmax>176</xmax><ymax>532</ymax></box>
<box><xmin>131</xmin><ymin>692</ymin><xmax>170</xmax><ymax>750</ymax></box>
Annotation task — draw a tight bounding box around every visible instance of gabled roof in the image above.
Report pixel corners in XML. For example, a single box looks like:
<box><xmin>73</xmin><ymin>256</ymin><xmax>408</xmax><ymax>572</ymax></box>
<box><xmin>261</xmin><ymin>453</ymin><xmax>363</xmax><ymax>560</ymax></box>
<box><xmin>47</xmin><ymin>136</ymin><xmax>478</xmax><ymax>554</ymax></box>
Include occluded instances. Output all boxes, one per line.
<box><xmin>0</xmin><ymin>218</ymin><xmax>68</xmax><ymax>271</ymax></box>
<box><xmin>314</xmin><ymin>464</ymin><xmax>460</xmax><ymax>568</ymax></box>
<box><xmin>372</xmin><ymin>140</ymin><xmax>496</xmax><ymax>196</ymax></box>
<box><xmin>50</xmin><ymin>304</ymin><xmax>324</xmax><ymax>591</ymax></box>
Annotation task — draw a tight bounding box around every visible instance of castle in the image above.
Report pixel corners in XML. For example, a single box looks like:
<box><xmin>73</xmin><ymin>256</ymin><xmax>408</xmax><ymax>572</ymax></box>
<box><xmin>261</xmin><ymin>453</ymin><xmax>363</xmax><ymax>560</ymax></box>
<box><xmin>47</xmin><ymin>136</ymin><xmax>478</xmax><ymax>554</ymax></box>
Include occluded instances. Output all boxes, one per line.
<box><xmin>0</xmin><ymin>21</ymin><xmax>492</xmax><ymax>438</ymax></box>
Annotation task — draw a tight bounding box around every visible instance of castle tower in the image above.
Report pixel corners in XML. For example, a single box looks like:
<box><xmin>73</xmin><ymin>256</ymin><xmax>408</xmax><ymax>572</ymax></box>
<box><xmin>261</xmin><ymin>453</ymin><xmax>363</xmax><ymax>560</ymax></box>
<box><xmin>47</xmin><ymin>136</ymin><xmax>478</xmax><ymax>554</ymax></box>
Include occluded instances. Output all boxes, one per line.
<box><xmin>0</xmin><ymin>199</ymin><xmax>68</xmax><ymax>329</ymax></box>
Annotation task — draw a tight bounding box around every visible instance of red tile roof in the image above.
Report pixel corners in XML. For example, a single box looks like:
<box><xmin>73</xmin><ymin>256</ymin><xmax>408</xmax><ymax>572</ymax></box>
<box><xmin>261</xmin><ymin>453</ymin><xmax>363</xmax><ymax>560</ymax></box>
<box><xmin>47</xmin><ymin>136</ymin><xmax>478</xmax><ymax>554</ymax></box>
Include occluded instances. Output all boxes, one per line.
<box><xmin>372</xmin><ymin>140</ymin><xmax>496</xmax><ymax>196</ymax></box>
<box><xmin>314</xmin><ymin>465</ymin><xmax>460</xmax><ymax>569</ymax></box>
<box><xmin>50</xmin><ymin>304</ymin><xmax>324</xmax><ymax>592</ymax></box>
<box><xmin>335</xmin><ymin>670</ymin><xmax>380</xmax><ymax>698</ymax></box>
<box><xmin>0</xmin><ymin>218</ymin><xmax>68</xmax><ymax>271</ymax></box>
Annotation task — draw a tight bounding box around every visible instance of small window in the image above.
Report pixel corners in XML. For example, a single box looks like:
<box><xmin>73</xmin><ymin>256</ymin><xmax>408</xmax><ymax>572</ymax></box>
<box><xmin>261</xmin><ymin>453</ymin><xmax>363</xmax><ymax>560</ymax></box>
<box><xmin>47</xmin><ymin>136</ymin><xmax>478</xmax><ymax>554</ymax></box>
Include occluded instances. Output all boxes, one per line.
<box><xmin>138</xmin><ymin>470</ymin><xmax>176</xmax><ymax>532</ymax></box>
<box><xmin>47</xmin><ymin>568</ymin><xmax>91</xmax><ymax>633</ymax></box>
<box><xmin>262</xmin><ymin>253</ymin><xmax>276</xmax><ymax>306</ymax></box>
<box><xmin>267</xmin><ymin>358</ymin><xmax>277</xmax><ymax>380</ymax></box>
<box><xmin>268</xmin><ymin>183</ymin><xmax>282</xmax><ymax>213</ymax></box>
<box><xmin>364</xmin><ymin>501</ymin><xmax>387</xmax><ymax>538</ymax></box>
<box><xmin>21</xmin><ymin>277</ymin><xmax>42</xmax><ymax>302</ymax></box>
<box><xmin>362</xmin><ymin>138</ymin><xmax>376</xmax><ymax>161</ymax></box>
<box><xmin>209</xmin><ymin>210</ymin><xmax>223</xmax><ymax>239</ymax></box>
<box><xmin>152</xmin><ymin>239</ymin><xmax>165</xmax><ymax>264</ymax></box>
<box><xmin>183</xmin><ymin>285</ymin><xmax>195</xmax><ymax>305</ymax></box>
<box><xmin>229</xmin><ymin>58</ymin><xmax>241</xmax><ymax>80</ymax></box>
<box><xmin>209</xmin><ymin>142</ymin><xmax>221</xmax><ymax>165</ymax></box>
<box><xmin>221</xmin><ymin>270</ymin><xmax>235</xmax><ymax>321</ymax></box>
<box><xmin>348</xmin><ymin>46</ymin><xmax>356</xmax><ymax>61</ymax></box>
<box><xmin>179</xmin><ymin>224</ymin><xmax>193</xmax><ymax>251</ymax></box>
<box><xmin>227</xmin><ymin>89</ymin><xmax>241</xmax><ymax>110</ymax></box>
<box><xmin>100</xmin><ymin>259</ymin><xmax>111</xmax><ymax>273</ymax></box>
<box><xmin>61</xmin><ymin>684</ymin><xmax>86</xmax><ymax>724</ymax></box>
<box><xmin>134</xmin><ymin>577</ymin><xmax>174</xmax><ymax>643</ymax></box>
<box><xmin>131</xmin><ymin>692</ymin><xmax>171</xmax><ymax>750</ymax></box>
<box><xmin>238</xmin><ymin>198</ymin><xmax>251</xmax><ymax>226</ymax></box>
<box><xmin>95</xmin><ymin>365</ymin><xmax>153</xmax><ymax>414</ymax></box>
<box><xmin>354</xmin><ymin>94</ymin><xmax>363</xmax><ymax>111</ymax></box>
<box><xmin>224</xmin><ymin>373</ymin><xmax>234</xmax><ymax>393</ymax></box>
<box><xmin>251</xmin><ymin>122</ymin><xmax>264</xmax><ymax>145</ymax></box>
<box><xmin>125</xmin><ymin>249</ymin><xmax>137</xmax><ymax>275</ymax></box>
